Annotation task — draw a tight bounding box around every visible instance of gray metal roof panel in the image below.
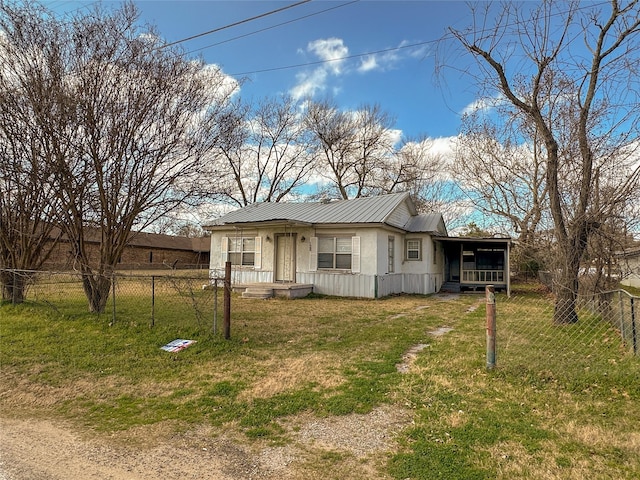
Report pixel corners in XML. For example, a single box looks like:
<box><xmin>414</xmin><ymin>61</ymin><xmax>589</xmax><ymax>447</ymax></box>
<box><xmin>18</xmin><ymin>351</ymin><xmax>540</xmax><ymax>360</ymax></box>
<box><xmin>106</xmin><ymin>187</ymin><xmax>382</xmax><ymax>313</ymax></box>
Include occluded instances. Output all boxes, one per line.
<box><xmin>208</xmin><ymin>192</ymin><xmax>413</xmax><ymax>227</ymax></box>
<box><xmin>404</xmin><ymin>214</ymin><xmax>446</xmax><ymax>234</ymax></box>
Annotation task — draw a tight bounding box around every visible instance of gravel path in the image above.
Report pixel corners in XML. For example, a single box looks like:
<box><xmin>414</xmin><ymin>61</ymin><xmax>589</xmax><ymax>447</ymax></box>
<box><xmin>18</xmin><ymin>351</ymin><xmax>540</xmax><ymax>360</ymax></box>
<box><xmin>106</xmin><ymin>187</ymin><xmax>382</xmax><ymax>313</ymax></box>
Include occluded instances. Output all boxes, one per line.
<box><xmin>0</xmin><ymin>417</ymin><xmax>243</xmax><ymax>480</ymax></box>
<box><xmin>0</xmin><ymin>405</ymin><xmax>411</xmax><ymax>480</ymax></box>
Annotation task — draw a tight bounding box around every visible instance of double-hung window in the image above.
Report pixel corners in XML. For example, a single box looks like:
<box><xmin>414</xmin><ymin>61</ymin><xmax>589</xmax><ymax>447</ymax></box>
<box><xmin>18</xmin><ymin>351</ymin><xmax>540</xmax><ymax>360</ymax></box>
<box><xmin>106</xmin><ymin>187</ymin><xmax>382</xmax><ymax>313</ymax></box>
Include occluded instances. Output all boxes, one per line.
<box><xmin>318</xmin><ymin>237</ymin><xmax>352</xmax><ymax>269</ymax></box>
<box><xmin>406</xmin><ymin>239</ymin><xmax>421</xmax><ymax>261</ymax></box>
<box><xmin>228</xmin><ymin>237</ymin><xmax>255</xmax><ymax>266</ymax></box>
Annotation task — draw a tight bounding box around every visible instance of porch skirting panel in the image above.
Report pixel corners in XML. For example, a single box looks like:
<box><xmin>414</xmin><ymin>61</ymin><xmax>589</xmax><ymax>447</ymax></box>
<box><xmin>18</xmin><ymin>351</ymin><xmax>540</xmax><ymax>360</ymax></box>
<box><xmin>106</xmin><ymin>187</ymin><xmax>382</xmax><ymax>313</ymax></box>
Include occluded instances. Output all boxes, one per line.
<box><xmin>297</xmin><ymin>272</ymin><xmax>376</xmax><ymax>298</ymax></box>
<box><xmin>377</xmin><ymin>273</ymin><xmax>442</xmax><ymax>297</ymax></box>
<box><xmin>211</xmin><ymin>269</ymin><xmax>443</xmax><ymax>298</ymax></box>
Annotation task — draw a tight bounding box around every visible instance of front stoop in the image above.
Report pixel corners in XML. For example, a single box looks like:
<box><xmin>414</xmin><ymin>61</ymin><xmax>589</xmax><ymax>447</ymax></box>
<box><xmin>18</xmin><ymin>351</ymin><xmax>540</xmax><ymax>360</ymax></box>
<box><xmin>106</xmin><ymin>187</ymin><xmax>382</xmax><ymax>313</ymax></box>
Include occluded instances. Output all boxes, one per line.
<box><xmin>234</xmin><ymin>283</ymin><xmax>314</xmax><ymax>299</ymax></box>
<box><xmin>241</xmin><ymin>287</ymin><xmax>274</xmax><ymax>299</ymax></box>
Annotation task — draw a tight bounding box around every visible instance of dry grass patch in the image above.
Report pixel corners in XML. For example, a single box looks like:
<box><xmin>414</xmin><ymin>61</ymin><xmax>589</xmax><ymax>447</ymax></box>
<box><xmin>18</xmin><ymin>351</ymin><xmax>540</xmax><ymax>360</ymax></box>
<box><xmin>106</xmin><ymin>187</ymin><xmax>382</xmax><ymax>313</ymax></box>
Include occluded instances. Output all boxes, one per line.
<box><xmin>241</xmin><ymin>353</ymin><xmax>346</xmax><ymax>400</ymax></box>
<box><xmin>561</xmin><ymin>421</ymin><xmax>640</xmax><ymax>453</ymax></box>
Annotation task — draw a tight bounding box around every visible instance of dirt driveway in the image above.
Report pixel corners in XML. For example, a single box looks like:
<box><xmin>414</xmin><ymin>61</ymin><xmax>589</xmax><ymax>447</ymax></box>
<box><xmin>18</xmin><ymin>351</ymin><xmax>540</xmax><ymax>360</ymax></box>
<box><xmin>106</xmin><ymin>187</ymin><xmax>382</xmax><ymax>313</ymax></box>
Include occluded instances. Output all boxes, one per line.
<box><xmin>0</xmin><ymin>405</ymin><xmax>411</xmax><ymax>480</ymax></box>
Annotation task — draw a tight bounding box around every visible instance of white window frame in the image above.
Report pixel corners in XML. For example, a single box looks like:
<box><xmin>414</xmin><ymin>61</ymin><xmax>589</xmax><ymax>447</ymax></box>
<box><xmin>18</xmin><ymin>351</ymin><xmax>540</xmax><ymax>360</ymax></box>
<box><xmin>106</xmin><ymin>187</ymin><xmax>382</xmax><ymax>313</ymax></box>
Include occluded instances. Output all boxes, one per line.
<box><xmin>309</xmin><ymin>236</ymin><xmax>360</xmax><ymax>272</ymax></box>
<box><xmin>221</xmin><ymin>236</ymin><xmax>261</xmax><ymax>268</ymax></box>
<box><xmin>406</xmin><ymin>239</ymin><xmax>422</xmax><ymax>261</ymax></box>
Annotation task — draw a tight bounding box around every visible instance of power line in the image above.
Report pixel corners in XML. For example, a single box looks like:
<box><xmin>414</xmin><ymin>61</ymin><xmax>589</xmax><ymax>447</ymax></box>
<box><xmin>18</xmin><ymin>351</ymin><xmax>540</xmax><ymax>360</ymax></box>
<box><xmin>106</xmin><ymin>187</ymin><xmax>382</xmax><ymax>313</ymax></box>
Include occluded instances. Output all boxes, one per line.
<box><xmin>222</xmin><ymin>1</ymin><xmax>613</xmax><ymax>77</ymax></box>
<box><xmin>156</xmin><ymin>0</ymin><xmax>313</xmax><ymax>51</ymax></box>
<box><xmin>185</xmin><ymin>0</ymin><xmax>360</xmax><ymax>57</ymax></box>
<box><xmin>230</xmin><ymin>40</ymin><xmax>434</xmax><ymax>76</ymax></box>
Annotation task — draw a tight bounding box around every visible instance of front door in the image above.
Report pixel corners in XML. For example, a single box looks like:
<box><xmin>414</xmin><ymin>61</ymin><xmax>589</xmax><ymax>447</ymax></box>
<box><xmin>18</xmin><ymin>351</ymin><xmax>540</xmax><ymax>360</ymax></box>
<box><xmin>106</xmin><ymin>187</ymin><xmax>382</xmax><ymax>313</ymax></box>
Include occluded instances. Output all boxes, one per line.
<box><xmin>445</xmin><ymin>244</ymin><xmax>460</xmax><ymax>282</ymax></box>
<box><xmin>275</xmin><ymin>234</ymin><xmax>296</xmax><ymax>282</ymax></box>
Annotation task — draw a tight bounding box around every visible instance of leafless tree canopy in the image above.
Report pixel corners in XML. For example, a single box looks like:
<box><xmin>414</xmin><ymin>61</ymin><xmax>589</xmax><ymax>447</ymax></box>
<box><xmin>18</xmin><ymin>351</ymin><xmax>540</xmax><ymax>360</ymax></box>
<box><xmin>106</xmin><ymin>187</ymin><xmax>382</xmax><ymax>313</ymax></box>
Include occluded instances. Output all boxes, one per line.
<box><xmin>212</xmin><ymin>95</ymin><xmax>316</xmax><ymax>207</ymax></box>
<box><xmin>447</xmin><ymin>0</ymin><xmax>640</xmax><ymax>322</ymax></box>
<box><xmin>1</xmin><ymin>1</ymin><xmax>235</xmax><ymax>311</ymax></box>
<box><xmin>2</xmin><ymin>1</ymin><xmax>479</xmax><ymax>309</ymax></box>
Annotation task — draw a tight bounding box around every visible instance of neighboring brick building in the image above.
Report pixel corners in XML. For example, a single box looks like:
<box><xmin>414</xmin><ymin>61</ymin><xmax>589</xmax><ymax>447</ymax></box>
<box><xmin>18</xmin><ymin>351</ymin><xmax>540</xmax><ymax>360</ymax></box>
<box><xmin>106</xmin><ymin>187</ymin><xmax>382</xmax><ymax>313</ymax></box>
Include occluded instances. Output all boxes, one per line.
<box><xmin>42</xmin><ymin>229</ymin><xmax>210</xmax><ymax>271</ymax></box>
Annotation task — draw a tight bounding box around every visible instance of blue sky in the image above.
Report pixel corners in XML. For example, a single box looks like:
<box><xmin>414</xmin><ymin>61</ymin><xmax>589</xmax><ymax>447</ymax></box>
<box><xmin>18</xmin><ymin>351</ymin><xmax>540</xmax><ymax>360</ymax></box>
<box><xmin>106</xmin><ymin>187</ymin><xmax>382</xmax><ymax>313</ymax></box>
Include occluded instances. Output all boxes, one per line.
<box><xmin>55</xmin><ymin>0</ymin><xmax>479</xmax><ymax>141</ymax></box>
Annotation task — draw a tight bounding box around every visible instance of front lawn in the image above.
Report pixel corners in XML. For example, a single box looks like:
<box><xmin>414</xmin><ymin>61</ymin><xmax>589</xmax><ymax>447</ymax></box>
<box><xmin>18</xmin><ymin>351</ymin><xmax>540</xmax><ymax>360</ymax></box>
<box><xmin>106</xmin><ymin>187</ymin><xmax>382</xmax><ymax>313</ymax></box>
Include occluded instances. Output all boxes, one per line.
<box><xmin>1</xmin><ymin>285</ymin><xmax>638</xmax><ymax>479</ymax></box>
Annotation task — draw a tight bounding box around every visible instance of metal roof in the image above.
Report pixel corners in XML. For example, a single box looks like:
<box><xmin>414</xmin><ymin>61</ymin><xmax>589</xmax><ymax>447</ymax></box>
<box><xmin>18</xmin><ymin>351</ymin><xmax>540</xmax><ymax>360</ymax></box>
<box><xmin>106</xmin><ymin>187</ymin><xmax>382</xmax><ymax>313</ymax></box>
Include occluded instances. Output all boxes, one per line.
<box><xmin>206</xmin><ymin>192</ymin><xmax>424</xmax><ymax>228</ymax></box>
<box><xmin>403</xmin><ymin>213</ymin><xmax>447</xmax><ymax>234</ymax></box>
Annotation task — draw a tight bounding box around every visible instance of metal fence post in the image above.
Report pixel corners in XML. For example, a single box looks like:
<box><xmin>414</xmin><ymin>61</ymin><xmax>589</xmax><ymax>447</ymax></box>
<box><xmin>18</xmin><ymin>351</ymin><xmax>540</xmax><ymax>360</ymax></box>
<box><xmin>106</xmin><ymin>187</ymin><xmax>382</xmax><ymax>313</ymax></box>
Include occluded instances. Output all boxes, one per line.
<box><xmin>486</xmin><ymin>284</ymin><xmax>496</xmax><ymax>370</ymax></box>
<box><xmin>631</xmin><ymin>297</ymin><xmax>637</xmax><ymax>355</ymax></box>
<box><xmin>224</xmin><ymin>262</ymin><xmax>231</xmax><ymax>340</ymax></box>
<box><xmin>111</xmin><ymin>274</ymin><xmax>116</xmax><ymax>325</ymax></box>
<box><xmin>618</xmin><ymin>291</ymin><xmax>625</xmax><ymax>345</ymax></box>
<box><xmin>213</xmin><ymin>278</ymin><xmax>218</xmax><ymax>335</ymax></box>
<box><xmin>151</xmin><ymin>275</ymin><xmax>155</xmax><ymax>327</ymax></box>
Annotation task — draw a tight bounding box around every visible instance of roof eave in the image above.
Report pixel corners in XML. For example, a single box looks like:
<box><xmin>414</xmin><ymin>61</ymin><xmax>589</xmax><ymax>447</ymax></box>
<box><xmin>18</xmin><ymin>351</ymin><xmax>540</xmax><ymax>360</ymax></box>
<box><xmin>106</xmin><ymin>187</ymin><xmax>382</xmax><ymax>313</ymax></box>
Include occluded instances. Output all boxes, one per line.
<box><xmin>204</xmin><ymin>219</ymin><xmax>313</xmax><ymax>230</ymax></box>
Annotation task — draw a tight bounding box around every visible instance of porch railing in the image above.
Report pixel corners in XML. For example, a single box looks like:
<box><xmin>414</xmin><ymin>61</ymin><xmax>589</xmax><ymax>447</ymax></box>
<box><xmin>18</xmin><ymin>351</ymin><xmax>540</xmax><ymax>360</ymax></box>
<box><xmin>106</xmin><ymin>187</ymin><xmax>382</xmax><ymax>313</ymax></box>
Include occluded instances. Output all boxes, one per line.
<box><xmin>462</xmin><ymin>269</ymin><xmax>505</xmax><ymax>283</ymax></box>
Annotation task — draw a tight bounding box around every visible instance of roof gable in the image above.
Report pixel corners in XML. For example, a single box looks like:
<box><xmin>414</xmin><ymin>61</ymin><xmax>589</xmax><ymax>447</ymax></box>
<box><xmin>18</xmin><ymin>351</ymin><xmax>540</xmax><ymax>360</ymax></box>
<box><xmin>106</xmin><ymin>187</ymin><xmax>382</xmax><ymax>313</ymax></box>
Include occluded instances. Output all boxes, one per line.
<box><xmin>206</xmin><ymin>192</ymin><xmax>423</xmax><ymax>229</ymax></box>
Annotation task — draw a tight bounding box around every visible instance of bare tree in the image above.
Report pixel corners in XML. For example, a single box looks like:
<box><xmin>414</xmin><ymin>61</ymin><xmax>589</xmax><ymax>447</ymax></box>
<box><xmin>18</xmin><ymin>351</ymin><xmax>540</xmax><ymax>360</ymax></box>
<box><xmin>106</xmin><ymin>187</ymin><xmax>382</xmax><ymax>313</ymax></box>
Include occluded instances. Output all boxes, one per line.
<box><xmin>304</xmin><ymin>98</ymin><xmax>359</xmax><ymax>199</ymax></box>
<box><xmin>213</xmin><ymin>95</ymin><xmax>315</xmax><ymax>206</ymax></box>
<box><xmin>390</xmin><ymin>136</ymin><xmax>462</xmax><ymax>219</ymax></box>
<box><xmin>453</xmin><ymin>112</ymin><xmax>552</xmax><ymax>273</ymax></box>
<box><xmin>349</xmin><ymin>103</ymin><xmax>396</xmax><ymax>198</ymax></box>
<box><xmin>448</xmin><ymin>0</ymin><xmax>640</xmax><ymax>323</ymax></box>
<box><xmin>0</xmin><ymin>1</ymin><xmax>70</xmax><ymax>302</ymax></box>
<box><xmin>1</xmin><ymin>1</ymin><xmax>234</xmax><ymax>312</ymax></box>
<box><xmin>304</xmin><ymin>99</ymin><xmax>399</xmax><ymax>199</ymax></box>
<box><xmin>454</xmin><ymin>114</ymin><xmax>549</xmax><ymax>245</ymax></box>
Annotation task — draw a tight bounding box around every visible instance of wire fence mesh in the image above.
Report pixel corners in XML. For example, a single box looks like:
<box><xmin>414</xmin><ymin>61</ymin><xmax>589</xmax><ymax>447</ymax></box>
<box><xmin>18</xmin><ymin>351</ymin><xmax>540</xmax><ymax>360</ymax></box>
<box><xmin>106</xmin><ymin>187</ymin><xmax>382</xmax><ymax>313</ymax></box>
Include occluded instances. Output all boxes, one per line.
<box><xmin>4</xmin><ymin>270</ymin><xmax>638</xmax><ymax>374</ymax></box>
<box><xmin>494</xmin><ymin>284</ymin><xmax>638</xmax><ymax>385</ymax></box>
<box><xmin>1</xmin><ymin>269</ymin><xmax>227</xmax><ymax>334</ymax></box>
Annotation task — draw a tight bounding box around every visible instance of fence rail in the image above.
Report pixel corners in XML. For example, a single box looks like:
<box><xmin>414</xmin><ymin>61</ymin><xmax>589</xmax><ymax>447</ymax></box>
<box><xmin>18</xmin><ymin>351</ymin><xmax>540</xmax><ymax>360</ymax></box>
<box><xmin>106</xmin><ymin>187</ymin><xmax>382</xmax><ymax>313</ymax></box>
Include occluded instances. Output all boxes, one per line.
<box><xmin>1</xmin><ymin>268</ymin><xmax>230</xmax><ymax>335</ymax></box>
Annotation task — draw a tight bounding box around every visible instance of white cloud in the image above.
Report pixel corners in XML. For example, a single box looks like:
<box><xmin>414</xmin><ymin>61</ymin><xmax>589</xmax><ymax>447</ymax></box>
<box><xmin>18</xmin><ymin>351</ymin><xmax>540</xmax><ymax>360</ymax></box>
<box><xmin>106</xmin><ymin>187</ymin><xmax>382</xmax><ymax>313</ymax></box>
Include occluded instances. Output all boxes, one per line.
<box><xmin>358</xmin><ymin>55</ymin><xmax>378</xmax><ymax>73</ymax></box>
<box><xmin>307</xmin><ymin>38</ymin><xmax>348</xmax><ymax>74</ymax></box>
<box><xmin>201</xmin><ymin>63</ymin><xmax>240</xmax><ymax>101</ymax></box>
<box><xmin>460</xmin><ymin>95</ymin><xmax>503</xmax><ymax>116</ymax></box>
<box><xmin>430</xmin><ymin>136</ymin><xmax>457</xmax><ymax>158</ymax></box>
<box><xmin>290</xmin><ymin>68</ymin><xmax>329</xmax><ymax>100</ymax></box>
<box><xmin>291</xmin><ymin>37</ymin><xmax>429</xmax><ymax>99</ymax></box>
<box><xmin>290</xmin><ymin>38</ymin><xmax>349</xmax><ymax>101</ymax></box>
<box><xmin>357</xmin><ymin>40</ymin><xmax>429</xmax><ymax>74</ymax></box>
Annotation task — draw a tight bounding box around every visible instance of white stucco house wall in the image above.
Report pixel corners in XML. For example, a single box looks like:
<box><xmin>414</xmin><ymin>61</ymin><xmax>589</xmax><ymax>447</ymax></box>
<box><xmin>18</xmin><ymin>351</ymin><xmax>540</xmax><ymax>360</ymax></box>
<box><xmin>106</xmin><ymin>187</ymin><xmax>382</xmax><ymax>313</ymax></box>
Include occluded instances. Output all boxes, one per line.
<box><xmin>204</xmin><ymin>192</ymin><xmax>510</xmax><ymax>298</ymax></box>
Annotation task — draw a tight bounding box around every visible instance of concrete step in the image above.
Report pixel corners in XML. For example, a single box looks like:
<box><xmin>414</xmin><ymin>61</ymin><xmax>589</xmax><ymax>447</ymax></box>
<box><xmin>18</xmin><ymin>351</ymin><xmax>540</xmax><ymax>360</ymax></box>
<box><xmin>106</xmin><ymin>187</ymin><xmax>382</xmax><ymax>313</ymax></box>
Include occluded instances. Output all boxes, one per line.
<box><xmin>440</xmin><ymin>282</ymin><xmax>461</xmax><ymax>293</ymax></box>
<box><xmin>242</xmin><ymin>287</ymin><xmax>274</xmax><ymax>299</ymax></box>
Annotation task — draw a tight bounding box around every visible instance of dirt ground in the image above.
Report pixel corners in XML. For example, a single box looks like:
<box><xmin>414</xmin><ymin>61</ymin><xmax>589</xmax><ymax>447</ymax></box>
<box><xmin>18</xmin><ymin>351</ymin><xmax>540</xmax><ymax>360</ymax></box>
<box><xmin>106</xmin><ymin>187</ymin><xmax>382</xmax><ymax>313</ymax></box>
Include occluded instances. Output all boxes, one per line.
<box><xmin>1</xmin><ymin>301</ymin><xmax>451</xmax><ymax>480</ymax></box>
<box><xmin>0</xmin><ymin>404</ymin><xmax>412</xmax><ymax>480</ymax></box>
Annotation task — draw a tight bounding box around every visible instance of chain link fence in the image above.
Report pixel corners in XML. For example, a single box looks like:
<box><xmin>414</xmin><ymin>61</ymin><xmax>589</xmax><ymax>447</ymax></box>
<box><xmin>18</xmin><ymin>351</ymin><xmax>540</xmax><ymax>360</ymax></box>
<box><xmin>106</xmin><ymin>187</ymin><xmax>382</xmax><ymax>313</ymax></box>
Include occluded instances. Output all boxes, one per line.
<box><xmin>1</xmin><ymin>269</ymin><xmax>227</xmax><ymax>334</ymax></box>
<box><xmin>494</xmin><ymin>284</ymin><xmax>638</xmax><ymax>383</ymax></box>
<box><xmin>4</xmin><ymin>270</ymin><xmax>637</xmax><ymax>370</ymax></box>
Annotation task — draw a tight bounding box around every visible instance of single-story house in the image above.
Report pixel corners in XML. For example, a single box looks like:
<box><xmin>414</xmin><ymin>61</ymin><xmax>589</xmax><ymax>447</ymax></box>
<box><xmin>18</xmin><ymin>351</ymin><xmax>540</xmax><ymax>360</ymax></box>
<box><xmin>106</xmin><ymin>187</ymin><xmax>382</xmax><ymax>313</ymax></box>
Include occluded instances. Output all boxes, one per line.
<box><xmin>204</xmin><ymin>192</ymin><xmax>511</xmax><ymax>298</ymax></box>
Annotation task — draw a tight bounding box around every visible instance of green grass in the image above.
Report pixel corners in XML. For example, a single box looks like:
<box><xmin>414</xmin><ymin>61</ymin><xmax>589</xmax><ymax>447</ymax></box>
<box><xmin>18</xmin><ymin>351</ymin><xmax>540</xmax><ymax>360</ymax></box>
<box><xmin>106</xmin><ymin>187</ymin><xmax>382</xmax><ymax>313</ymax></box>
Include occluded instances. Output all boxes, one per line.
<box><xmin>1</xmin><ymin>282</ymin><xmax>639</xmax><ymax>479</ymax></box>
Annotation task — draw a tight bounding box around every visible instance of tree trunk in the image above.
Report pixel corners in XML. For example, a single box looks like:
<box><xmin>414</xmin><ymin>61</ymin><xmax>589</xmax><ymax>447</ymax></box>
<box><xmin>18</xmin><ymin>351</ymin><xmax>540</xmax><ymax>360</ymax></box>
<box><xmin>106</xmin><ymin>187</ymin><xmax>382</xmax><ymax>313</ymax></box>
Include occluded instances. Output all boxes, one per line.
<box><xmin>81</xmin><ymin>273</ymin><xmax>112</xmax><ymax>314</ymax></box>
<box><xmin>1</xmin><ymin>270</ymin><xmax>29</xmax><ymax>304</ymax></box>
<box><xmin>553</xmin><ymin>282</ymin><xmax>579</xmax><ymax>324</ymax></box>
<box><xmin>553</xmin><ymin>242</ymin><xmax>581</xmax><ymax>324</ymax></box>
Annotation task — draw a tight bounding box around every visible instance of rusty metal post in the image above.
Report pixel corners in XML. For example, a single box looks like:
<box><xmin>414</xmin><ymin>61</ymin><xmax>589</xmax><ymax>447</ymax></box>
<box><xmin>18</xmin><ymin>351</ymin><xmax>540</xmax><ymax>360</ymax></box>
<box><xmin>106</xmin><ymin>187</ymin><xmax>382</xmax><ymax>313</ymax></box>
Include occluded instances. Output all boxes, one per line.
<box><xmin>111</xmin><ymin>274</ymin><xmax>117</xmax><ymax>325</ymax></box>
<box><xmin>486</xmin><ymin>284</ymin><xmax>496</xmax><ymax>370</ymax></box>
<box><xmin>631</xmin><ymin>297</ymin><xmax>637</xmax><ymax>355</ymax></box>
<box><xmin>213</xmin><ymin>278</ymin><xmax>218</xmax><ymax>335</ymax></box>
<box><xmin>151</xmin><ymin>275</ymin><xmax>155</xmax><ymax>327</ymax></box>
<box><xmin>224</xmin><ymin>261</ymin><xmax>231</xmax><ymax>340</ymax></box>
